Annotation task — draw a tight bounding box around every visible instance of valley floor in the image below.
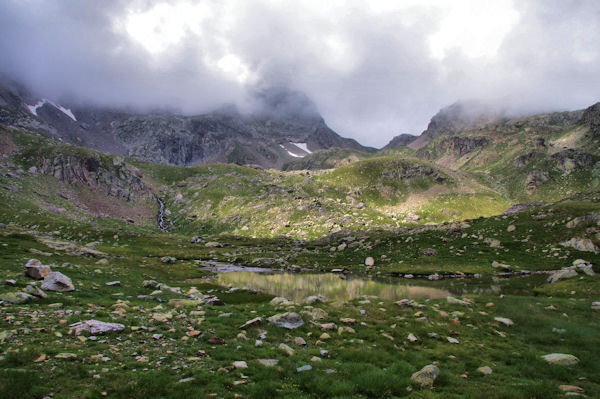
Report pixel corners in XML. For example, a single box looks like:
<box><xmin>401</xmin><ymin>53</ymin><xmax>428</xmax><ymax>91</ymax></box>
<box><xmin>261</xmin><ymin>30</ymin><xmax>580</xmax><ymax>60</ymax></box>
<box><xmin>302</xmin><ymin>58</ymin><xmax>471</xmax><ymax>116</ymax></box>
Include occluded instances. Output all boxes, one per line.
<box><xmin>0</xmin><ymin>196</ymin><xmax>599</xmax><ymax>398</ymax></box>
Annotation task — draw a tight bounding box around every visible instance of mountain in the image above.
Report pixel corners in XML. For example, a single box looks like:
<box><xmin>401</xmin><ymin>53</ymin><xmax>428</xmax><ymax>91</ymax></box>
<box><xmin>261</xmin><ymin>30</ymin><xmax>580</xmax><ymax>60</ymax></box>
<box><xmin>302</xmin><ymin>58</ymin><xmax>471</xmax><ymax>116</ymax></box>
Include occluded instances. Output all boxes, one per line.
<box><xmin>0</xmin><ymin>81</ymin><xmax>372</xmax><ymax>169</ymax></box>
<box><xmin>407</xmin><ymin>100</ymin><xmax>505</xmax><ymax>149</ymax></box>
<box><xmin>381</xmin><ymin>133</ymin><xmax>416</xmax><ymax>150</ymax></box>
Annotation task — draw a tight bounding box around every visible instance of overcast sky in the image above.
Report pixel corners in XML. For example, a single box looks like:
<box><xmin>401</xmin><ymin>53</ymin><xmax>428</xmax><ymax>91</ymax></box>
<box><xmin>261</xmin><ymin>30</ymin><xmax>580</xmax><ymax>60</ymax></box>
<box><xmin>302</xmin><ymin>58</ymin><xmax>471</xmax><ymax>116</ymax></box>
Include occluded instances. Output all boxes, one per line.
<box><xmin>1</xmin><ymin>0</ymin><xmax>599</xmax><ymax>147</ymax></box>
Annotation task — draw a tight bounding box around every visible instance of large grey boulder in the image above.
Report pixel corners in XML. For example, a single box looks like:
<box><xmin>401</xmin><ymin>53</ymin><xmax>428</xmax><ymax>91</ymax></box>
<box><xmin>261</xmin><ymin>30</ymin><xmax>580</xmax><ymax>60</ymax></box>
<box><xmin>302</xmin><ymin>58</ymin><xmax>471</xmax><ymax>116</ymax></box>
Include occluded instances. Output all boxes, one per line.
<box><xmin>268</xmin><ymin>312</ymin><xmax>304</xmax><ymax>329</ymax></box>
<box><xmin>70</xmin><ymin>320</ymin><xmax>125</xmax><ymax>335</ymax></box>
<box><xmin>41</xmin><ymin>272</ymin><xmax>74</xmax><ymax>292</ymax></box>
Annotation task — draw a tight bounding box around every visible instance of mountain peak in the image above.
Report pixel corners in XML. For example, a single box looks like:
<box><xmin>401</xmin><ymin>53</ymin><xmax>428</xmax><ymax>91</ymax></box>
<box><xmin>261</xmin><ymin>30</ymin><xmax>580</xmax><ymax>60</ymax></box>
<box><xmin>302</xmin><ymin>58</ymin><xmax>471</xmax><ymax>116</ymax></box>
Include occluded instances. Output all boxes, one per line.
<box><xmin>409</xmin><ymin>100</ymin><xmax>505</xmax><ymax>149</ymax></box>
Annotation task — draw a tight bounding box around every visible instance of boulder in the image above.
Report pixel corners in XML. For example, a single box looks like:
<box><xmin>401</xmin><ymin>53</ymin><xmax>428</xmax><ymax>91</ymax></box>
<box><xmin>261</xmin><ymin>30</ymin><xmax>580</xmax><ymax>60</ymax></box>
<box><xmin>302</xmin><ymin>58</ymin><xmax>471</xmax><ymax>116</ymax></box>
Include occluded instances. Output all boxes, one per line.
<box><xmin>268</xmin><ymin>312</ymin><xmax>304</xmax><ymax>329</ymax></box>
<box><xmin>560</xmin><ymin>238</ymin><xmax>599</xmax><ymax>254</ymax></box>
<box><xmin>0</xmin><ymin>291</ymin><xmax>35</xmax><ymax>304</ymax></box>
<box><xmin>547</xmin><ymin>269</ymin><xmax>578</xmax><ymax>284</ymax></box>
<box><xmin>541</xmin><ymin>353</ymin><xmax>579</xmax><ymax>366</ymax></box>
<box><xmin>25</xmin><ymin>259</ymin><xmax>51</xmax><ymax>280</ymax></box>
<box><xmin>69</xmin><ymin>320</ymin><xmax>125</xmax><ymax>335</ymax></box>
<box><xmin>303</xmin><ymin>295</ymin><xmax>327</xmax><ymax>304</ymax></box>
<box><xmin>411</xmin><ymin>364</ymin><xmax>439</xmax><ymax>387</ymax></box>
<box><xmin>41</xmin><ymin>272</ymin><xmax>74</xmax><ymax>292</ymax></box>
<box><xmin>270</xmin><ymin>297</ymin><xmax>294</xmax><ymax>306</ymax></box>
<box><xmin>24</xmin><ymin>285</ymin><xmax>47</xmax><ymax>299</ymax></box>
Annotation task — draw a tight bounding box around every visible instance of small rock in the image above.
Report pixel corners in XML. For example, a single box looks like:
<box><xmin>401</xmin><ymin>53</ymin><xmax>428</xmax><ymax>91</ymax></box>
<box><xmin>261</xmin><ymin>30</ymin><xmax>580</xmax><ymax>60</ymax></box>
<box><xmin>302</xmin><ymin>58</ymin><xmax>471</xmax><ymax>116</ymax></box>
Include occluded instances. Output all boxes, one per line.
<box><xmin>507</xmin><ymin>225</ymin><xmax>516</xmax><ymax>232</ymax></box>
<box><xmin>447</xmin><ymin>337</ymin><xmax>459</xmax><ymax>344</ymax></box>
<box><xmin>446</xmin><ymin>296</ymin><xmax>471</xmax><ymax>307</ymax></box>
<box><xmin>279</xmin><ymin>343</ymin><xmax>295</xmax><ymax>356</ymax></box>
<box><xmin>559</xmin><ymin>385</ymin><xmax>583</xmax><ymax>392</ymax></box>
<box><xmin>257</xmin><ymin>359</ymin><xmax>278</xmax><ymax>367</ymax></box>
<box><xmin>270</xmin><ymin>297</ymin><xmax>294</xmax><ymax>306</ymax></box>
<box><xmin>297</xmin><ymin>365</ymin><xmax>312</xmax><ymax>372</ymax></box>
<box><xmin>408</xmin><ymin>333</ymin><xmax>418</xmax><ymax>342</ymax></box>
<box><xmin>364</xmin><ymin>257</ymin><xmax>375</xmax><ymax>266</ymax></box>
<box><xmin>494</xmin><ymin>317</ymin><xmax>514</xmax><ymax>326</ymax></box>
<box><xmin>239</xmin><ymin>317</ymin><xmax>263</xmax><ymax>329</ymax></box>
<box><xmin>294</xmin><ymin>337</ymin><xmax>307</xmax><ymax>346</ymax></box>
<box><xmin>5</xmin><ymin>280</ymin><xmax>16</xmax><ymax>286</ymax></box>
<box><xmin>160</xmin><ymin>256</ymin><xmax>176</xmax><ymax>264</ymax></box>
<box><xmin>233</xmin><ymin>361</ymin><xmax>248</xmax><ymax>369</ymax></box>
<box><xmin>105</xmin><ymin>281</ymin><xmax>121</xmax><ymax>286</ymax></box>
<box><xmin>477</xmin><ymin>366</ymin><xmax>493</xmax><ymax>375</ymax></box>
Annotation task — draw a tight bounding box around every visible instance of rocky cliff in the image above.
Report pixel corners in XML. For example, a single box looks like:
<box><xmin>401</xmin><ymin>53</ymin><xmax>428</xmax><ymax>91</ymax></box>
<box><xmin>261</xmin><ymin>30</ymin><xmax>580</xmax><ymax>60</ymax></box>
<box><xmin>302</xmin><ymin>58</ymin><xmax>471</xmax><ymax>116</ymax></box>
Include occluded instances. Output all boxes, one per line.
<box><xmin>0</xmin><ymin>82</ymin><xmax>372</xmax><ymax>169</ymax></box>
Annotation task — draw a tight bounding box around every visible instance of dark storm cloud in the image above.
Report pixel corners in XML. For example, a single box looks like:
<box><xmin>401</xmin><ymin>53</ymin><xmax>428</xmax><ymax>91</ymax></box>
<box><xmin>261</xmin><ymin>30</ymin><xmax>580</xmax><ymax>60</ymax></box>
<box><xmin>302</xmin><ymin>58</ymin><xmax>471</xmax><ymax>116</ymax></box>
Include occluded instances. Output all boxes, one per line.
<box><xmin>1</xmin><ymin>0</ymin><xmax>599</xmax><ymax>147</ymax></box>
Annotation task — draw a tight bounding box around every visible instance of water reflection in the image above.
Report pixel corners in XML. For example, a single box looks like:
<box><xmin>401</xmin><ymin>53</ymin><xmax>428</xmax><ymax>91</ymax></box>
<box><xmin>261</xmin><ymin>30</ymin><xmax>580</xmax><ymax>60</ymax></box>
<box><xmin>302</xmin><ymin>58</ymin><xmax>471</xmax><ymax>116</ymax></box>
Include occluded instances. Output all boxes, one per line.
<box><xmin>218</xmin><ymin>272</ymin><xmax>451</xmax><ymax>302</ymax></box>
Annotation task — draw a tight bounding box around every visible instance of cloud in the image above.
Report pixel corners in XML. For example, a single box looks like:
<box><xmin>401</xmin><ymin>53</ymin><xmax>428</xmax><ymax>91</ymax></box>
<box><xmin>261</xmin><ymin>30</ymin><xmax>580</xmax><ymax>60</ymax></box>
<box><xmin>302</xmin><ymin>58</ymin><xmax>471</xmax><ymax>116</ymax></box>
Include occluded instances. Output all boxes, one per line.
<box><xmin>1</xmin><ymin>0</ymin><xmax>599</xmax><ymax>147</ymax></box>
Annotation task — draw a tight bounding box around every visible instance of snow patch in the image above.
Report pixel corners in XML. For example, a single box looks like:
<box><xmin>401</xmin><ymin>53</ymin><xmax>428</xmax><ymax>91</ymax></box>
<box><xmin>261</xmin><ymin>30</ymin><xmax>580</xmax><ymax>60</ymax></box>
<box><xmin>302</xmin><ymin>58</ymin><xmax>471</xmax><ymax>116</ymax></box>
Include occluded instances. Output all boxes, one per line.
<box><xmin>279</xmin><ymin>144</ymin><xmax>304</xmax><ymax>158</ymax></box>
<box><xmin>26</xmin><ymin>99</ymin><xmax>77</xmax><ymax>121</ymax></box>
<box><xmin>291</xmin><ymin>142</ymin><xmax>311</xmax><ymax>154</ymax></box>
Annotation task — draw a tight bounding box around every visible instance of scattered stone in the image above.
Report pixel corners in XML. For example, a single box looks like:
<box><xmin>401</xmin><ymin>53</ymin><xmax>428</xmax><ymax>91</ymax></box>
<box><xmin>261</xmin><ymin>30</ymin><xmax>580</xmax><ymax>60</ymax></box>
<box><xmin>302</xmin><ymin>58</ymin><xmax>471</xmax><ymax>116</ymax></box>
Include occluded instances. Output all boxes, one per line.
<box><xmin>297</xmin><ymin>365</ymin><xmax>312</xmax><ymax>372</ymax></box>
<box><xmin>70</xmin><ymin>320</ymin><xmax>125</xmax><ymax>335</ymax></box>
<box><xmin>559</xmin><ymin>385</ymin><xmax>584</xmax><ymax>392</ymax></box>
<box><xmin>477</xmin><ymin>366</ymin><xmax>493</xmax><ymax>375</ymax></box>
<box><xmin>294</xmin><ymin>337</ymin><xmax>307</xmax><ymax>346</ymax></box>
<box><xmin>41</xmin><ymin>272</ymin><xmax>74</xmax><ymax>292</ymax></box>
<box><xmin>5</xmin><ymin>280</ymin><xmax>16</xmax><ymax>286</ymax></box>
<box><xmin>239</xmin><ymin>317</ymin><xmax>263</xmax><ymax>329</ymax></box>
<box><xmin>408</xmin><ymin>333</ymin><xmax>418</xmax><ymax>342</ymax></box>
<box><xmin>364</xmin><ymin>257</ymin><xmax>375</xmax><ymax>266</ymax></box>
<box><xmin>411</xmin><ymin>365</ymin><xmax>439</xmax><ymax>387</ymax></box>
<box><xmin>270</xmin><ymin>297</ymin><xmax>294</xmax><ymax>306</ymax></box>
<box><xmin>447</xmin><ymin>337</ymin><xmax>459</xmax><ymax>344</ymax></box>
<box><xmin>25</xmin><ymin>259</ymin><xmax>51</xmax><ymax>280</ymax></box>
<box><xmin>55</xmin><ymin>353</ymin><xmax>77</xmax><ymax>359</ymax></box>
<box><xmin>492</xmin><ymin>261</ymin><xmax>512</xmax><ymax>271</ymax></box>
<box><xmin>541</xmin><ymin>353</ymin><xmax>579</xmax><ymax>366</ymax></box>
<box><xmin>279</xmin><ymin>343</ymin><xmax>295</xmax><ymax>356</ymax></box>
<box><xmin>304</xmin><ymin>295</ymin><xmax>327</xmax><ymax>304</ymax></box>
<box><xmin>160</xmin><ymin>256</ymin><xmax>177</xmax><ymax>264</ymax></box>
<box><xmin>484</xmin><ymin>238</ymin><xmax>502</xmax><ymax>248</ymax></box>
<box><xmin>233</xmin><ymin>361</ymin><xmax>248</xmax><ymax>369</ymax></box>
<box><xmin>257</xmin><ymin>359</ymin><xmax>278</xmax><ymax>367</ymax></box>
<box><xmin>105</xmin><ymin>281</ymin><xmax>121</xmax><ymax>286</ymax></box>
<box><xmin>420</xmin><ymin>248</ymin><xmax>438</xmax><ymax>257</ymax></box>
<box><xmin>592</xmin><ymin>302</ymin><xmax>600</xmax><ymax>310</ymax></box>
<box><xmin>268</xmin><ymin>312</ymin><xmax>304</xmax><ymax>329</ymax></box>
<box><xmin>338</xmin><ymin>326</ymin><xmax>355</xmax><ymax>334</ymax></box>
<box><xmin>320</xmin><ymin>323</ymin><xmax>337</xmax><ymax>331</ymax></box>
<box><xmin>507</xmin><ymin>225</ymin><xmax>516</xmax><ymax>232</ymax></box>
<box><xmin>207</xmin><ymin>336</ymin><xmax>225</xmax><ymax>345</ymax></box>
<box><xmin>494</xmin><ymin>317</ymin><xmax>514</xmax><ymax>326</ymax></box>
<box><xmin>340</xmin><ymin>318</ymin><xmax>356</xmax><ymax>324</ymax></box>
<box><xmin>446</xmin><ymin>296</ymin><xmax>471</xmax><ymax>307</ymax></box>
